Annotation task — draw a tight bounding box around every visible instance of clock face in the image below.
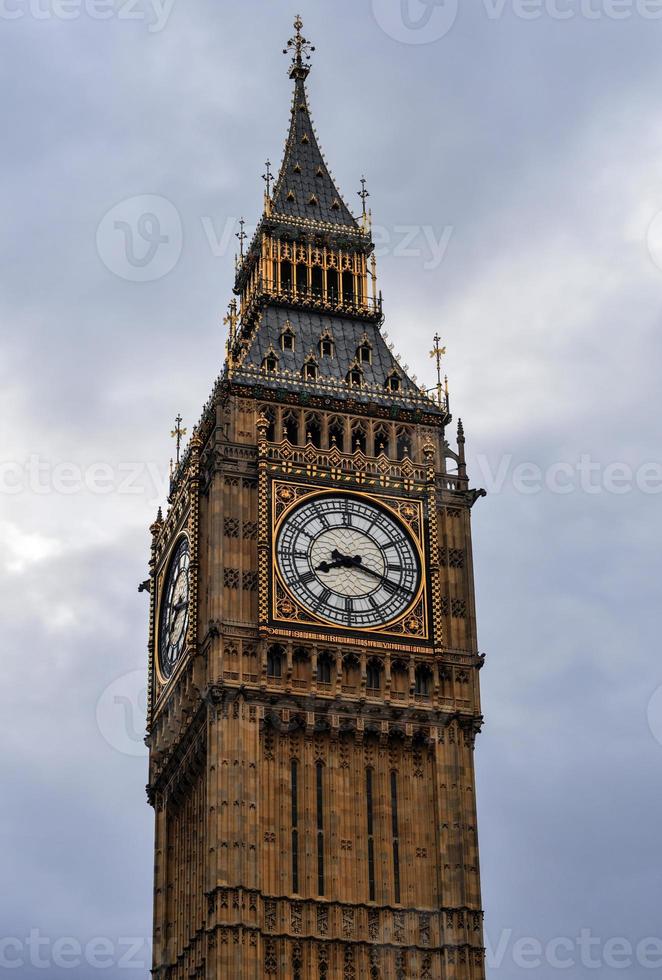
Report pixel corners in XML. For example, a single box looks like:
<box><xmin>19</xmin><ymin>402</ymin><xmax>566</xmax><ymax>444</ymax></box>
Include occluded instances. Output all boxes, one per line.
<box><xmin>158</xmin><ymin>537</ymin><xmax>190</xmax><ymax>680</ymax></box>
<box><xmin>276</xmin><ymin>493</ymin><xmax>421</xmax><ymax>629</ymax></box>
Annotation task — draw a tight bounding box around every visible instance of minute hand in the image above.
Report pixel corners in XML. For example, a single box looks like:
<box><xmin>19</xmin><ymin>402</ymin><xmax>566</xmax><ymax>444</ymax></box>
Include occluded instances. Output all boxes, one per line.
<box><xmin>348</xmin><ymin>559</ymin><xmax>407</xmax><ymax>592</ymax></box>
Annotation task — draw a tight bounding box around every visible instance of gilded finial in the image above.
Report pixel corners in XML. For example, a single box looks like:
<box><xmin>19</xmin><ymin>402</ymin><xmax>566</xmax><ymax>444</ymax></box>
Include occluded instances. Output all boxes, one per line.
<box><xmin>284</xmin><ymin>14</ymin><xmax>315</xmax><ymax>78</ymax></box>
<box><xmin>170</xmin><ymin>414</ymin><xmax>187</xmax><ymax>466</ymax></box>
<box><xmin>429</xmin><ymin>333</ymin><xmax>447</xmax><ymax>409</ymax></box>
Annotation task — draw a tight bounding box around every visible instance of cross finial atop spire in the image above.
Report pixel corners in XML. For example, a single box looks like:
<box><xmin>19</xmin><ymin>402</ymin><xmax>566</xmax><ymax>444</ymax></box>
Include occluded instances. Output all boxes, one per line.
<box><xmin>429</xmin><ymin>333</ymin><xmax>448</xmax><ymax>409</ymax></box>
<box><xmin>171</xmin><ymin>413</ymin><xmax>187</xmax><ymax>465</ymax></box>
<box><xmin>284</xmin><ymin>14</ymin><xmax>315</xmax><ymax>79</ymax></box>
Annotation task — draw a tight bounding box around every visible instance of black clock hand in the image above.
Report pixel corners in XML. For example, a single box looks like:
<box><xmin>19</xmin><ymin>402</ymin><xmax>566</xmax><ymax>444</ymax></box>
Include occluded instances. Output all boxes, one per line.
<box><xmin>317</xmin><ymin>551</ymin><xmax>362</xmax><ymax>573</ymax></box>
<box><xmin>317</xmin><ymin>552</ymin><xmax>409</xmax><ymax>595</ymax></box>
<box><xmin>343</xmin><ymin>556</ymin><xmax>411</xmax><ymax>595</ymax></box>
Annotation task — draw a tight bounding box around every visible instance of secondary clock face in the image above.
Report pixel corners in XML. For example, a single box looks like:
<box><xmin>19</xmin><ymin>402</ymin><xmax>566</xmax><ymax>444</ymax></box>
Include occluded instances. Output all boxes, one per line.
<box><xmin>158</xmin><ymin>537</ymin><xmax>190</xmax><ymax>680</ymax></box>
<box><xmin>276</xmin><ymin>493</ymin><xmax>421</xmax><ymax>629</ymax></box>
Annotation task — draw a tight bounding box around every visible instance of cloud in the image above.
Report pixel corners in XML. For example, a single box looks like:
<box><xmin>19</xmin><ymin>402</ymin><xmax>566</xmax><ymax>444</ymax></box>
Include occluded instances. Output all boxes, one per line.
<box><xmin>1</xmin><ymin>2</ymin><xmax>661</xmax><ymax>975</ymax></box>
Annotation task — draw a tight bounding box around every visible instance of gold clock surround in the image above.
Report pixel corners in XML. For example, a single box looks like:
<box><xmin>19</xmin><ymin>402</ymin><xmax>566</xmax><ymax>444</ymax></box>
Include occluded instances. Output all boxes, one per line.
<box><xmin>268</xmin><ymin>482</ymin><xmax>430</xmax><ymax>642</ymax></box>
<box><xmin>154</xmin><ymin>531</ymin><xmax>191</xmax><ymax>688</ymax></box>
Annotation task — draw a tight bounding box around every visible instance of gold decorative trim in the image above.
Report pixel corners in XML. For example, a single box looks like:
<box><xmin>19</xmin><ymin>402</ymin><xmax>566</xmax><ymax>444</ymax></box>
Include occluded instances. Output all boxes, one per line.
<box><xmin>268</xmin><ymin>483</ymin><xmax>430</xmax><ymax>641</ymax></box>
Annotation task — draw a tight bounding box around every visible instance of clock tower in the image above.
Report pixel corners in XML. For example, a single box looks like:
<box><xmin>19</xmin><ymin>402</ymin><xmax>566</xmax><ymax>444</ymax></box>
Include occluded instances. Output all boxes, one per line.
<box><xmin>146</xmin><ymin>17</ymin><xmax>487</xmax><ymax>979</ymax></box>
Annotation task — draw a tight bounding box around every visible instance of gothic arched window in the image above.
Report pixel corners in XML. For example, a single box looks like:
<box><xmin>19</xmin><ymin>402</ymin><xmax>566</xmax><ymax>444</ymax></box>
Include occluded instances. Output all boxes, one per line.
<box><xmin>305</xmin><ymin>413</ymin><xmax>322</xmax><ymax>448</ymax></box>
<box><xmin>317</xmin><ymin>653</ymin><xmax>333</xmax><ymax>685</ymax></box>
<box><xmin>280</xmin><ymin>324</ymin><xmax>295</xmax><ymax>352</ymax></box>
<box><xmin>396</xmin><ymin>427</ymin><xmax>413</xmax><ymax>461</ymax></box>
<box><xmin>342</xmin><ymin>270</ymin><xmax>355</xmax><ymax>304</ymax></box>
<box><xmin>328</xmin><ymin>417</ymin><xmax>345</xmax><ymax>452</ymax></box>
<box><xmin>358</xmin><ymin>340</ymin><xmax>372</xmax><ymax>365</ymax></box>
<box><xmin>267</xmin><ymin>645</ymin><xmax>283</xmax><ymax>679</ymax></box>
<box><xmin>280</xmin><ymin>259</ymin><xmax>292</xmax><ymax>292</ymax></box>
<box><xmin>367</xmin><ymin>660</ymin><xmax>382</xmax><ymax>692</ymax></box>
<box><xmin>311</xmin><ymin>265</ymin><xmax>323</xmax><ymax>296</ymax></box>
<box><xmin>283</xmin><ymin>411</ymin><xmax>300</xmax><ymax>445</ymax></box>
<box><xmin>352</xmin><ymin>422</ymin><xmax>367</xmax><ymax>454</ymax></box>
<box><xmin>347</xmin><ymin>366</ymin><xmax>363</xmax><ymax>388</ymax></box>
<box><xmin>415</xmin><ymin>665</ymin><xmax>431</xmax><ymax>697</ymax></box>
<box><xmin>303</xmin><ymin>359</ymin><xmax>318</xmax><ymax>382</ymax></box>
<box><xmin>374</xmin><ymin>423</ymin><xmax>391</xmax><ymax>456</ymax></box>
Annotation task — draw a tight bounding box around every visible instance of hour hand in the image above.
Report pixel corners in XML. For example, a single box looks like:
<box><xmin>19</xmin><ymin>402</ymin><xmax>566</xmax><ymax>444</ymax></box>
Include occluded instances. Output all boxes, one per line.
<box><xmin>316</xmin><ymin>558</ymin><xmax>342</xmax><ymax>573</ymax></box>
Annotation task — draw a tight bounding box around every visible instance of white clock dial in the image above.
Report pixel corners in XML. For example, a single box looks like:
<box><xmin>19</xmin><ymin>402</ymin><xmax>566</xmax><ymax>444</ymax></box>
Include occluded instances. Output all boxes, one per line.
<box><xmin>276</xmin><ymin>493</ymin><xmax>421</xmax><ymax>629</ymax></box>
<box><xmin>158</xmin><ymin>537</ymin><xmax>190</xmax><ymax>679</ymax></box>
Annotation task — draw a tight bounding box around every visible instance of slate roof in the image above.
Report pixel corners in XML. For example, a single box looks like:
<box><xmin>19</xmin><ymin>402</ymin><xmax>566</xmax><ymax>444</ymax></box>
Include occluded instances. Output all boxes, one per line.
<box><xmin>270</xmin><ymin>75</ymin><xmax>359</xmax><ymax>230</ymax></box>
<box><xmin>232</xmin><ymin>306</ymin><xmax>440</xmax><ymax>413</ymax></box>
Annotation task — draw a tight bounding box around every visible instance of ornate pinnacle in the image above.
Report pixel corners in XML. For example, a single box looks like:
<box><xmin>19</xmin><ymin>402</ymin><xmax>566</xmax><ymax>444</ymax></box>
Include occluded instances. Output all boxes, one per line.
<box><xmin>284</xmin><ymin>14</ymin><xmax>315</xmax><ymax>78</ymax></box>
<box><xmin>358</xmin><ymin>176</ymin><xmax>369</xmax><ymax>215</ymax></box>
<box><xmin>429</xmin><ymin>333</ymin><xmax>447</xmax><ymax>409</ymax></box>
<box><xmin>236</xmin><ymin>217</ymin><xmax>247</xmax><ymax>259</ymax></box>
<box><xmin>262</xmin><ymin>159</ymin><xmax>273</xmax><ymax>197</ymax></box>
<box><xmin>170</xmin><ymin>414</ymin><xmax>187</xmax><ymax>465</ymax></box>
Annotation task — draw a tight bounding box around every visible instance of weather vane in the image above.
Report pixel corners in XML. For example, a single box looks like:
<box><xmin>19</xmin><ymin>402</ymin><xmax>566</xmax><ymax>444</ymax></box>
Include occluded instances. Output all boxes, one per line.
<box><xmin>284</xmin><ymin>15</ymin><xmax>315</xmax><ymax>75</ymax></box>
<box><xmin>429</xmin><ymin>333</ymin><xmax>448</xmax><ymax>408</ymax></box>
<box><xmin>171</xmin><ymin>413</ymin><xmax>187</xmax><ymax>466</ymax></box>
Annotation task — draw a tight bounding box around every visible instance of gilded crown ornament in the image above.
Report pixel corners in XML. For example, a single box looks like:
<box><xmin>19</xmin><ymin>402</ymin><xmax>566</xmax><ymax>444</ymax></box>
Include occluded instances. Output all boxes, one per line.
<box><xmin>283</xmin><ymin>14</ymin><xmax>315</xmax><ymax>78</ymax></box>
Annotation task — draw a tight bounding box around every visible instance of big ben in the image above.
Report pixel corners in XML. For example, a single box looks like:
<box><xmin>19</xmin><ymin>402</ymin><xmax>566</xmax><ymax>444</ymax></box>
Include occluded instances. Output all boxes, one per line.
<box><xmin>146</xmin><ymin>16</ymin><xmax>487</xmax><ymax>979</ymax></box>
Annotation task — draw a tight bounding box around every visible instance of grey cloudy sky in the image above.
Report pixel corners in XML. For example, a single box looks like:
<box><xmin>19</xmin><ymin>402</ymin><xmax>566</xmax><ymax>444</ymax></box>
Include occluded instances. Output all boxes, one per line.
<box><xmin>1</xmin><ymin>0</ymin><xmax>661</xmax><ymax>976</ymax></box>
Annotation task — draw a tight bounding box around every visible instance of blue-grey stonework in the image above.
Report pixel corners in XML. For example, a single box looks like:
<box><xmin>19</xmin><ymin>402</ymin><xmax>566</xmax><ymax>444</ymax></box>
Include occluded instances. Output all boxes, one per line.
<box><xmin>270</xmin><ymin>75</ymin><xmax>358</xmax><ymax>229</ymax></box>
<box><xmin>232</xmin><ymin>306</ymin><xmax>441</xmax><ymax>413</ymax></box>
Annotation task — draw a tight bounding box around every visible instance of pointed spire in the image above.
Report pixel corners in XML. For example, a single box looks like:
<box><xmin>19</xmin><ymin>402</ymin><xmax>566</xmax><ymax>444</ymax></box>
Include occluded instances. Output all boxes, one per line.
<box><xmin>283</xmin><ymin>14</ymin><xmax>315</xmax><ymax>79</ymax></box>
<box><xmin>271</xmin><ymin>16</ymin><xmax>358</xmax><ymax>229</ymax></box>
